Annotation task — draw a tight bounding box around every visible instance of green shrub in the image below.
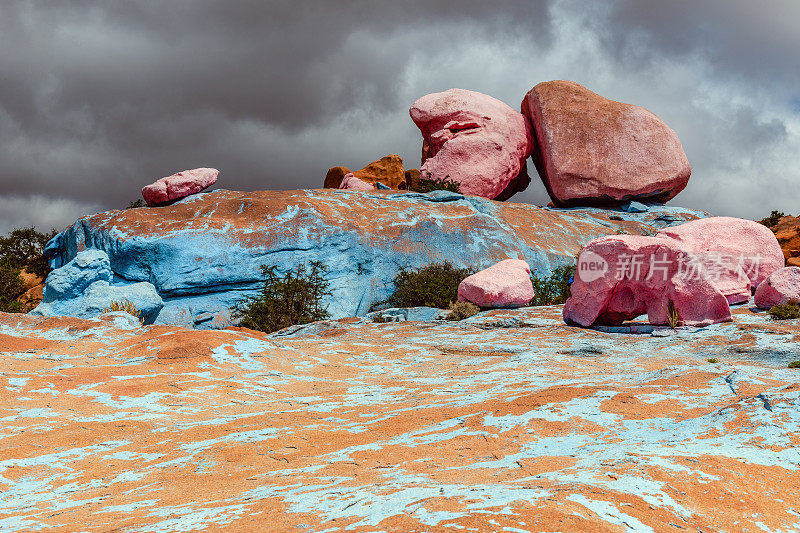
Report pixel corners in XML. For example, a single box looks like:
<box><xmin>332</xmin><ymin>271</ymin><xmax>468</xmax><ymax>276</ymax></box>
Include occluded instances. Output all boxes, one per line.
<box><xmin>0</xmin><ymin>226</ymin><xmax>57</xmax><ymax>279</ymax></box>
<box><xmin>788</xmin><ymin>361</ymin><xmax>800</xmax><ymax>369</ymax></box>
<box><xmin>0</xmin><ymin>265</ymin><xmax>25</xmax><ymax>313</ymax></box>
<box><xmin>446</xmin><ymin>300</ymin><xmax>480</xmax><ymax>321</ymax></box>
<box><xmin>759</xmin><ymin>210</ymin><xmax>786</xmax><ymax>229</ymax></box>
<box><xmin>232</xmin><ymin>261</ymin><xmax>332</xmax><ymax>333</ymax></box>
<box><xmin>767</xmin><ymin>302</ymin><xmax>800</xmax><ymax>321</ymax></box>
<box><xmin>410</xmin><ymin>173</ymin><xmax>462</xmax><ymax>194</ymax></box>
<box><xmin>375</xmin><ymin>261</ymin><xmax>473</xmax><ymax>310</ymax></box>
<box><xmin>665</xmin><ymin>299</ymin><xmax>681</xmax><ymax>329</ymax></box>
<box><xmin>529</xmin><ymin>265</ymin><xmax>575</xmax><ymax>306</ymax></box>
<box><xmin>127</xmin><ymin>199</ymin><xmax>146</xmax><ymax>209</ymax></box>
<box><xmin>707</xmin><ymin>358</ymin><xmax>718</xmax><ymax>363</ymax></box>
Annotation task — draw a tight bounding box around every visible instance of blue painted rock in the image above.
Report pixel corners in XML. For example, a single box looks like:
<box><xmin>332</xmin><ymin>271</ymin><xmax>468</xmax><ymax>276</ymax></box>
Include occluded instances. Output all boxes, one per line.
<box><xmin>42</xmin><ymin>189</ymin><xmax>705</xmax><ymax>328</ymax></box>
<box><xmin>31</xmin><ymin>250</ymin><xmax>163</xmax><ymax>323</ymax></box>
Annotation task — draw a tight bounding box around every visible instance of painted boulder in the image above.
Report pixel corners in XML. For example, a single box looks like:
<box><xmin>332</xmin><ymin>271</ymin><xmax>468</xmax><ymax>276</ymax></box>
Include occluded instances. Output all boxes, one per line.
<box><xmin>410</xmin><ymin>88</ymin><xmax>533</xmax><ymax>200</ymax></box>
<box><xmin>521</xmin><ymin>80</ymin><xmax>690</xmax><ymax>207</ymax></box>
<box><xmin>325</xmin><ymin>155</ymin><xmax>408</xmax><ymax>190</ymax></box>
<box><xmin>458</xmin><ymin>259</ymin><xmax>534</xmax><ymax>308</ymax></box>
<box><xmin>754</xmin><ymin>267</ymin><xmax>800</xmax><ymax>309</ymax></box>
<box><xmin>338</xmin><ymin>173</ymin><xmax>375</xmax><ymax>191</ymax></box>
<box><xmin>142</xmin><ymin>167</ymin><xmax>219</xmax><ymax>206</ymax></box>
<box><xmin>564</xmin><ymin>235</ymin><xmax>732</xmax><ymax>327</ymax></box>
<box><xmin>656</xmin><ymin>217</ymin><xmax>784</xmax><ymax>288</ymax></box>
<box><xmin>31</xmin><ymin>249</ymin><xmax>164</xmax><ymax>323</ymax></box>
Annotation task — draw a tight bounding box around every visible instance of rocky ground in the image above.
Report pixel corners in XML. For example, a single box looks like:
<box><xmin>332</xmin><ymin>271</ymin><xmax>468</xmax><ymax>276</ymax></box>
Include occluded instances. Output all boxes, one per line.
<box><xmin>1</xmin><ymin>305</ymin><xmax>799</xmax><ymax>531</ymax></box>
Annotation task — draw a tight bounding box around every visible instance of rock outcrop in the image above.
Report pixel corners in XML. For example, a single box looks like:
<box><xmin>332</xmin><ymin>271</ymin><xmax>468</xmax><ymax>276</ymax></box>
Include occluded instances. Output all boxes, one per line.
<box><xmin>656</xmin><ymin>216</ymin><xmax>784</xmax><ymax>287</ymax></box>
<box><xmin>410</xmin><ymin>88</ymin><xmax>533</xmax><ymax>200</ymax></box>
<box><xmin>521</xmin><ymin>81</ymin><xmax>691</xmax><ymax>207</ymax></box>
<box><xmin>754</xmin><ymin>266</ymin><xmax>800</xmax><ymax>309</ymax></box>
<box><xmin>2</xmin><ymin>304</ymin><xmax>800</xmax><ymax>531</ymax></box>
<box><xmin>457</xmin><ymin>259</ymin><xmax>534</xmax><ymax>308</ymax></box>
<box><xmin>324</xmin><ymin>155</ymin><xmax>409</xmax><ymax>190</ymax></box>
<box><xmin>31</xmin><ymin>249</ymin><xmax>163</xmax><ymax>323</ymax></box>
<box><xmin>564</xmin><ymin>235</ymin><xmax>733</xmax><ymax>327</ymax></box>
<box><xmin>41</xmin><ymin>189</ymin><xmax>704</xmax><ymax>328</ymax></box>
<box><xmin>770</xmin><ymin>214</ymin><xmax>800</xmax><ymax>266</ymax></box>
<box><xmin>141</xmin><ymin>167</ymin><xmax>219</xmax><ymax>206</ymax></box>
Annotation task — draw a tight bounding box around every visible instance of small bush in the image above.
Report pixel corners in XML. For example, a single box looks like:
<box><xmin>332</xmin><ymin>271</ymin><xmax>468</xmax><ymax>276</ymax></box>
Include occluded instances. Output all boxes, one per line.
<box><xmin>232</xmin><ymin>261</ymin><xmax>332</xmax><ymax>333</ymax></box>
<box><xmin>529</xmin><ymin>265</ymin><xmax>575</xmax><ymax>306</ymax></box>
<box><xmin>127</xmin><ymin>199</ymin><xmax>146</xmax><ymax>209</ymax></box>
<box><xmin>103</xmin><ymin>299</ymin><xmax>143</xmax><ymax>322</ymax></box>
<box><xmin>446</xmin><ymin>301</ymin><xmax>480</xmax><ymax>321</ymax></box>
<box><xmin>767</xmin><ymin>302</ymin><xmax>800</xmax><ymax>320</ymax></box>
<box><xmin>707</xmin><ymin>358</ymin><xmax>718</xmax><ymax>363</ymax></box>
<box><xmin>788</xmin><ymin>361</ymin><xmax>800</xmax><ymax>369</ymax></box>
<box><xmin>759</xmin><ymin>210</ymin><xmax>786</xmax><ymax>229</ymax></box>
<box><xmin>375</xmin><ymin>261</ymin><xmax>473</xmax><ymax>310</ymax></box>
<box><xmin>0</xmin><ymin>226</ymin><xmax>57</xmax><ymax>279</ymax></box>
<box><xmin>410</xmin><ymin>173</ymin><xmax>462</xmax><ymax>194</ymax></box>
<box><xmin>0</xmin><ymin>266</ymin><xmax>25</xmax><ymax>313</ymax></box>
<box><xmin>665</xmin><ymin>299</ymin><xmax>681</xmax><ymax>329</ymax></box>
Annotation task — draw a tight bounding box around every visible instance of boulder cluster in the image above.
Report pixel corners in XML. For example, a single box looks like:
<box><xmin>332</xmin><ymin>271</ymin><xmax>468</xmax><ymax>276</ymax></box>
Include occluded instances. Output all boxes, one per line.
<box><xmin>325</xmin><ymin>81</ymin><xmax>691</xmax><ymax>208</ymax></box>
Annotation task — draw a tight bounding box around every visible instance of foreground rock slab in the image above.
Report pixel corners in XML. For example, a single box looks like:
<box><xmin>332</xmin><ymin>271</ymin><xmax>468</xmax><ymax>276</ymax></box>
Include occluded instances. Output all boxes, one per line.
<box><xmin>522</xmin><ymin>80</ymin><xmax>691</xmax><ymax>207</ymax></box>
<box><xmin>1</xmin><ymin>306</ymin><xmax>799</xmax><ymax>531</ymax></box>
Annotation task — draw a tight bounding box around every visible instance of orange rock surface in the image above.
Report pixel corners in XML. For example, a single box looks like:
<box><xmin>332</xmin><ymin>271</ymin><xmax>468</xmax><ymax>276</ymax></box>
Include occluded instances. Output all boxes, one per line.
<box><xmin>1</xmin><ymin>305</ymin><xmax>799</xmax><ymax>531</ymax></box>
<box><xmin>324</xmin><ymin>154</ymin><xmax>410</xmax><ymax>190</ymax></box>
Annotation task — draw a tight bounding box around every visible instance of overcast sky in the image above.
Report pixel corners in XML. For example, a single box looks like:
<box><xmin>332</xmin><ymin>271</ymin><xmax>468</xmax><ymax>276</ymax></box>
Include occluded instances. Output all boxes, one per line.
<box><xmin>1</xmin><ymin>0</ymin><xmax>799</xmax><ymax>235</ymax></box>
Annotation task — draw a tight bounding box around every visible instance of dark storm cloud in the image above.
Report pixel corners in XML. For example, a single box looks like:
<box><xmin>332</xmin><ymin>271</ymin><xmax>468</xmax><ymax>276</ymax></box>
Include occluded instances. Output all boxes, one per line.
<box><xmin>0</xmin><ymin>0</ymin><xmax>798</xmax><ymax>235</ymax></box>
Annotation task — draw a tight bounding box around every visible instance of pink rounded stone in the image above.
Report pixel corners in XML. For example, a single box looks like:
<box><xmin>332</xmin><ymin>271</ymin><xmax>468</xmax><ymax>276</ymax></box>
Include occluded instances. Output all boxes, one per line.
<box><xmin>754</xmin><ymin>267</ymin><xmax>800</xmax><ymax>309</ymax></box>
<box><xmin>564</xmin><ymin>235</ymin><xmax>733</xmax><ymax>327</ymax></box>
<box><xmin>409</xmin><ymin>88</ymin><xmax>533</xmax><ymax>201</ymax></box>
<box><xmin>338</xmin><ymin>173</ymin><xmax>376</xmax><ymax>191</ymax></box>
<box><xmin>521</xmin><ymin>80</ymin><xmax>691</xmax><ymax>207</ymax></box>
<box><xmin>656</xmin><ymin>217</ymin><xmax>784</xmax><ymax>288</ymax></box>
<box><xmin>142</xmin><ymin>168</ymin><xmax>219</xmax><ymax>206</ymax></box>
<box><xmin>458</xmin><ymin>259</ymin><xmax>534</xmax><ymax>308</ymax></box>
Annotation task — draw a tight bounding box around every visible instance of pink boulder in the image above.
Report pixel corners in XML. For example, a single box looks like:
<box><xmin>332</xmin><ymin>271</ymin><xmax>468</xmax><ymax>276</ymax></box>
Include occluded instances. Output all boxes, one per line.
<box><xmin>754</xmin><ymin>267</ymin><xmax>800</xmax><ymax>309</ymax></box>
<box><xmin>338</xmin><ymin>173</ymin><xmax>376</xmax><ymax>191</ymax></box>
<box><xmin>656</xmin><ymin>217</ymin><xmax>784</xmax><ymax>288</ymax></box>
<box><xmin>142</xmin><ymin>168</ymin><xmax>219</xmax><ymax>206</ymax></box>
<box><xmin>458</xmin><ymin>259</ymin><xmax>534</xmax><ymax>308</ymax></box>
<box><xmin>521</xmin><ymin>80</ymin><xmax>690</xmax><ymax>207</ymax></box>
<box><xmin>564</xmin><ymin>235</ymin><xmax>733</xmax><ymax>327</ymax></box>
<box><xmin>409</xmin><ymin>88</ymin><xmax>533</xmax><ymax>201</ymax></box>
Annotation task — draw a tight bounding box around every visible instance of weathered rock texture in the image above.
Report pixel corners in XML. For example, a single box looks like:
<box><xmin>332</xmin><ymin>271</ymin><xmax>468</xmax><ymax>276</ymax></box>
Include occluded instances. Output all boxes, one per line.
<box><xmin>42</xmin><ymin>189</ymin><xmax>704</xmax><ymax>328</ymax></box>
<box><xmin>656</xmin><ymin>216</ymin><xmax>784</xmax><ymax>287</ymax></box>
<box><xmin>754</xmin><ymin>266</ymin><xmax>800</xmax><ymax>309</ymax></box>
<box><xmin>410</xmin><ymin>88</ymin><xmax>533</xmax><ymax>200</ymax></box>
<box><xmin>564</xmin><ymin>235</ymin><xmax>733</xmax><ymax>327</ymax></box>
<box><xmin>458</xmin><ymin>259</ymin><xmax>534</xmax><ymax>308</ymax></box>
<box><xmin>141</xmin><ymin>167</ymin><xmax>219</xmax><ymax>206</ymax></box>
<box><xmin>338</xmin><ymin>173</ymin><xmax>375</xmax><ymax>191</ymax></box>
<box><xmin>1</xmin><ymin>305</ymin><xmax>799</xmax><ymax>531</ymax></box>
<box><xmin>324</xmin><ymin>155</ymin><xmax>409</xmax><ymax>190</ymax></box>
<box><xmin>522</xmin><ymin>81</ymin><xmax>691</xmax><ymax>207</ymax></box>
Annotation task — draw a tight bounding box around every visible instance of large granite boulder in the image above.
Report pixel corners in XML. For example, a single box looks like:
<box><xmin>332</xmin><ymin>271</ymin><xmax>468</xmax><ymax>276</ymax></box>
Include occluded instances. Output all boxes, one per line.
<box><xmin>324</xmin><ymin>155</ymin><xmax>409</xmax><ymax>190</ymax></box>
<box><xmin>754</xmin><ymin>267</ymin><xmax>800</xmax><ymax>309</ymax></box>
<box><xmin>656</xmin><ymin>217</ymin><xmax>784</xmax><ymax>287</ymax></box>
<box><xmin>410</xmin><ymin>88</ymin><xmax>533</xmax><ymax>200</ymax></box>
<box><xmin>564</xmin><ymin>235</ymin><xmax>733</xmax><ymax>327</ymax></box>
<box><xmin>142</xmin><ymin>168</ymin><xmax>219</xmax><ymax>206</ymax></box>
<box><xmin>31</xmin><ymin>249</ymin><xmax>163</xmax><ymax>323</ymax></box>
<box><xmin>521</xmin><ymin>81</ymin><xmax>690</xmax><ymax>207</ymax></box>
<box><xmin>42</xmin><ymin>189</ymin><xmax>705</xmax><ymax>328</ymax></box>
<box><xmin>458</xmin><ymin>259</ymin><xmax>534</xmax><ymax>308</ymax></box>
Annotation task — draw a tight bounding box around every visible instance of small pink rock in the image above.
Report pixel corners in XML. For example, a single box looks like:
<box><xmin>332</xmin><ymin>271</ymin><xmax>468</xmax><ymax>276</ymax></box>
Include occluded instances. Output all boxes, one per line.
<box><xmin>410</xmin><ymin>88</ymin><xmax>533</xmax><ymax>201</ymax></box>
<box><xmin>458</xmin><ymin>259</ymin><xmax>534</xmax><ymax>308</ymax></box>
<box><xmin>656</xmin><ymin>217</ymin><xmax>784</xmax><ymax>288</ymax></box>
<box><xmin>754</xmin><ymin>267</ymin><xmax>800</xmax><ymax>309</ymax></box>
<box><xmin>338</xmin><ymin>173</ymin><xmax>376</xmax><ymax>191</ymax></box>
<box><xmin>564</xmin><ymin>235</ymin><xmax>732</xmax><ymax>327</ymax></box>
<box><xmin>141</xmin><ymin>168</ymin><xmax>219</xmax><ymax>206</ymax></box>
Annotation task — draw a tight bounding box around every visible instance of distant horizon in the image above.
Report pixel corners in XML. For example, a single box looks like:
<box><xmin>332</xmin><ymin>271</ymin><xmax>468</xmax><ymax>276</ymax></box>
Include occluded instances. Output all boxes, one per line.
<box><xmin>1</xmin><ymin>0</ymin><xmax>799</xmax><ymax>235</ymax></box>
